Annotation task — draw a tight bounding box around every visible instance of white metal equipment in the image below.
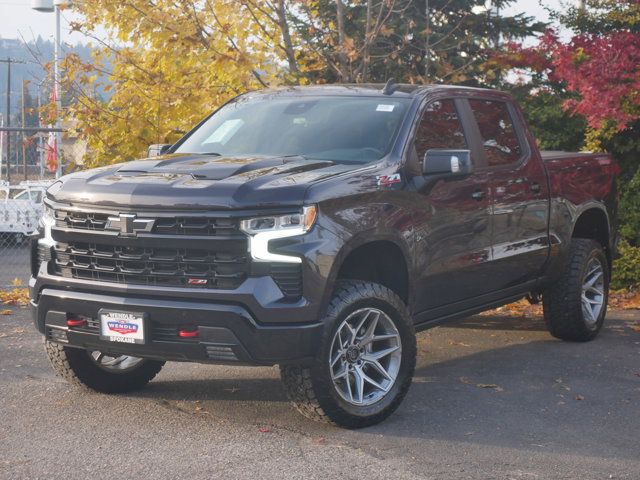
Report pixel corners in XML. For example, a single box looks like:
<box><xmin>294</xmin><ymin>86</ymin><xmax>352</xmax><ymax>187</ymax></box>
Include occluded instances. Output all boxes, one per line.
<box><xmin>0</xmin><ymin>180</ymin><xmax>54</xmax><ymax>241</ymax></box>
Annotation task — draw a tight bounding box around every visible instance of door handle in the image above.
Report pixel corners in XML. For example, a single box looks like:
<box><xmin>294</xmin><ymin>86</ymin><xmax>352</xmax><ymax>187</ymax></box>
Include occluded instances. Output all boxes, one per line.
<box><xmin>471</xmin><ymin>190</ymin><xmax>485</xmax><ymax>201</ymax></box>
<box><xmin>530</xmin><ymin>182</ymin><xmax>541</xmax><ymax>193</ymax></box>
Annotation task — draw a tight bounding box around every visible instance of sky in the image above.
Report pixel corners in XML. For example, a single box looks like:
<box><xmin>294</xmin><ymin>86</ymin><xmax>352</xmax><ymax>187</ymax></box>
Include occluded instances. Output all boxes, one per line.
<box><xmin>0</xmin><ymin>0</ymin><xmax>570</xmax><ymax>45</ymax></box>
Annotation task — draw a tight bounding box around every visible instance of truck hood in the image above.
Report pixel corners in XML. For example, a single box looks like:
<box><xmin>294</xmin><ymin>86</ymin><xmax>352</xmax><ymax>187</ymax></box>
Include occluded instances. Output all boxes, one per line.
<box><xmin>49</xmin><ymin>154</ymin><xmax>356</xmax><ymax>210</ymax></box>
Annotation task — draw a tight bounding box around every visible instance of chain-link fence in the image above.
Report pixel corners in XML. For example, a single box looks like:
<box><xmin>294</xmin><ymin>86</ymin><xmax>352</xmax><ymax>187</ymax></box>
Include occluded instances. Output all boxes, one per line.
<box><xmin>0</xmin><ymin>126</ymin><xmax>85</xmax><ymax>287</ymax></box>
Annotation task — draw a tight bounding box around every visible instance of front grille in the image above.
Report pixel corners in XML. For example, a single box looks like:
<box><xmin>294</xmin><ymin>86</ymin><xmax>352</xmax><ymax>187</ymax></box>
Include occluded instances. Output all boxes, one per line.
<box><xmin>49</xmin><ymin>207</ymin><xmax>303</xmax><ymax>298</ymax></box>
<box><xmin>55</xmin><ymin>211</ymin><xmax>109</xmax><ymax>231</ymax></box>
<box><xmin>53</xmin><ymin>242</ymin><xmax>248</xmax><ymax>289</ymax></box>
<box><xmin>55</xmin><ymin>211</ymin><xmax>241</xmax><ymax>237</ymax></box>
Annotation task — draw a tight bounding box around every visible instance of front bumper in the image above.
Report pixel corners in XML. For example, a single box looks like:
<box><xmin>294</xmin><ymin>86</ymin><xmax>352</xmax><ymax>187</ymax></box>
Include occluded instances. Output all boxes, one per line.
<box><xmin>32</xmin><ymin>287</ymin><xmax>323</xmax><ymax>365</ymax></box>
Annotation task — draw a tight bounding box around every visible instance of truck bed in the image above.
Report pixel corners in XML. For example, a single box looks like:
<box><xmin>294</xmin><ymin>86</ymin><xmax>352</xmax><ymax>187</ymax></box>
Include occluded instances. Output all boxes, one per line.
<box><xmin>540</xmin><ymin>150</ymin><xmax>609</xmax><ymax>161</ymax></box>
<box><xmin>542</xmin><ymin>151</ymin><xmax>618</xmax><ymax>238</ymax></box>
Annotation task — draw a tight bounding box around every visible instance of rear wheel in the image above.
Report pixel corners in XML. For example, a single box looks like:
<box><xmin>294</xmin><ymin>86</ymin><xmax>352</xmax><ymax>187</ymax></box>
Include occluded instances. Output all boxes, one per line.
<box><xmin>543</xmin><ymin>238</ymin><xmax>609</xmax><ymax>342</ymax></box>
<box><xmin>45</xmin><ymin>341</ymin><xmax>165</xmax><ymax>393</ymax></box>
<box><xmin>280</xmin><ymin>280</ymin><xmax>416</xmax><ymax>428</ymax></box>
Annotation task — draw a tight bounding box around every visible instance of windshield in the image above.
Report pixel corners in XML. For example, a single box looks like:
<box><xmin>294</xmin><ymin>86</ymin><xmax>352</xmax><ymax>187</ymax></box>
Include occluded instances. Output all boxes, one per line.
<box><xmin>175</xmin><ymin>95</ymin><xmax>411</xmax><ymax>164</ymax></box>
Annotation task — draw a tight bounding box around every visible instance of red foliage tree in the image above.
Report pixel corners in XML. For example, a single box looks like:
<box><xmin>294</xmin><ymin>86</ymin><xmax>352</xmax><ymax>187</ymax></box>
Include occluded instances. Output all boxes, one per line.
<box><xmin>494</xmin><ymin>0</ymin><xmax>640</xmax><ymax>131</ymax></box>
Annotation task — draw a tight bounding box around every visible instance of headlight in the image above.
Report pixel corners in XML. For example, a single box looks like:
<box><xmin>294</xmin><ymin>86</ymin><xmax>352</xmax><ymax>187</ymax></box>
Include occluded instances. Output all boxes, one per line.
<box><xmin>240</xmin><ymin>205</ymin><xmax>317</xmax><ymax>263</ymax></box>
<box><xmin>38</xmin><ymin>204</ymin><xmax>56</xmax><ymax>247</ymax></box>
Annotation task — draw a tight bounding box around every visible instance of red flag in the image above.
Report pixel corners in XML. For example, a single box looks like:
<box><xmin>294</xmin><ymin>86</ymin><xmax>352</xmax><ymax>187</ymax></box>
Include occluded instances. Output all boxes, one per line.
<box><xmin>46</xmin><ymin>85</ymin><xmax>58</xmax><ymax>173</ymax></box>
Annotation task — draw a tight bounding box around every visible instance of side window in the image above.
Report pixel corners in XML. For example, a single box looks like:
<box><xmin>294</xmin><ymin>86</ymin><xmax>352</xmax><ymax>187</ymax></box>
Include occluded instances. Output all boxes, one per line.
<box><xmin>414</xmin><ymin>99</ymin><xmax>467</xmax><ymax>161</ymax></box>
<box><xmin>468</xmin><ymin>99</ymin><xmax>522</xmax><ymax>167</ymax></box>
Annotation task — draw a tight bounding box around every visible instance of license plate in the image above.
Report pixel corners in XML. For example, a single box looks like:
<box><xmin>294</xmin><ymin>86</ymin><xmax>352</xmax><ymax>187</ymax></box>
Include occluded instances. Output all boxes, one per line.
<box><xmin>99</xmin><ymin>310</ymin><xmax>146</xmax><ymax>344</ymax></box>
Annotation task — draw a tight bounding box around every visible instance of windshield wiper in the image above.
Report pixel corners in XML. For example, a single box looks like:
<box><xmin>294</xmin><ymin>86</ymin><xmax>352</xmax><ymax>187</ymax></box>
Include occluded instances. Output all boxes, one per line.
<box><xmin>199</xmin><ymin>152</ymin><xmax>222</xmax><ymax>156</ymax></box>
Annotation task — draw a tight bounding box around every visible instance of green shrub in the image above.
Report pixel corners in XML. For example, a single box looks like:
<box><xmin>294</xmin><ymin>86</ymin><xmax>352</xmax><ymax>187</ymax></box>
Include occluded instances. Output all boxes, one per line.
<box><xmin>611</xmin><ymin>240</ymin><xmax>640</xmax><ymax>290</ymax></box>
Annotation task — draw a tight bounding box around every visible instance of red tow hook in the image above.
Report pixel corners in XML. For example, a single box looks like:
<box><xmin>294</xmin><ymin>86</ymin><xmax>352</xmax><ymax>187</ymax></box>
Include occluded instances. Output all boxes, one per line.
<box><xmin>178</xmin><ymin>327</ymin><xmax>199</xmax><ymax>338</ymax></box>
<box><xmin>66</xmin><ymin>317</ymin><xmax>87</xmax><ymax>328</ymax></box>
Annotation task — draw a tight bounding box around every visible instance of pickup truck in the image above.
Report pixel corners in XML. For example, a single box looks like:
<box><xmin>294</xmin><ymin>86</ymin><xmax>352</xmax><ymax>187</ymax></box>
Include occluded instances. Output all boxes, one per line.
<box><xmin>30</xmin><ymin>84</ymin><xmax>618</xmax><ymax>428</ymax></box>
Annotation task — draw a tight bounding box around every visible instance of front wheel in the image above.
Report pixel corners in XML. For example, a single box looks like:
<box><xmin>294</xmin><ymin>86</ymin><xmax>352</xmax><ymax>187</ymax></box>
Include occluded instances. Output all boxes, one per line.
<box><xmin>45</xmin><ymin>341</ymin><xmax>165</xmax><ymax>393</ymax></box>
<box><xmin>543</xmin><ymin>238</ymin><xmax>609</xmax><ymax>342</ymax></box>
<box><xmin>280</xmin><ymin>280</ymin><xmax>416</xmax><ymax>428</ymax></box>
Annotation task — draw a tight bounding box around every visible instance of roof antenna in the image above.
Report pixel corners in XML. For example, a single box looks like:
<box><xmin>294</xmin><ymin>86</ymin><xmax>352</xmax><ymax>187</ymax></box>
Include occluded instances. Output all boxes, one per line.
<box><xmin>382</xmin><ymin>78</ymin><xmax>398</xmax><ymax>95</ymax></box>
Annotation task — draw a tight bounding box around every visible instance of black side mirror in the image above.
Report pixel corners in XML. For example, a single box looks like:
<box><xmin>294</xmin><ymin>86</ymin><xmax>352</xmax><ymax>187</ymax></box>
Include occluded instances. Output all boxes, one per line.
<box><xmin>147</xmin><ymin>144</ymin><xmax>172</xmax><ymax>157</ymax></box>
<box><xmin>423</xmin><ymin>149</ymin><xmax>473</xmax><ymax>177</ymax></box>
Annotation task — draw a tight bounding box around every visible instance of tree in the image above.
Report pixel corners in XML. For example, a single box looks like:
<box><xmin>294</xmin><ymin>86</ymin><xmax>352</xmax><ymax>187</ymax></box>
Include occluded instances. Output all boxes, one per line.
<box><xmin>61</xmin><ymin>0</ymin><xmax>544</xmax><ymax>166</ymax></box>
<box><xmin>62</xmin><ymin>0</ymin><xmax>280</xmax><ymax>167</ymax></box>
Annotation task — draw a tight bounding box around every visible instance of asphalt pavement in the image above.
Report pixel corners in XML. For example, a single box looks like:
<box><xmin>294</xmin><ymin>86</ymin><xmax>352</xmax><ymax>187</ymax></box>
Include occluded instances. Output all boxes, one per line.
<box><xmin>1</xmin><ymin>307</ymin><xmax>639</xmax><ymax>480</ymax></box>
<box><xmin>0</xmin><ymin>244</ymin><xmax>30</xmax><ymax>287</ymax></box>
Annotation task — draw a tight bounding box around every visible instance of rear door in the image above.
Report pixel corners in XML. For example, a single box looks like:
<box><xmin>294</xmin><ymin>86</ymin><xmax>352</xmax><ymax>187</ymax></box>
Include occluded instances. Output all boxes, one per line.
<box><xmin>466</xmin><ymin>98</ymin><xmax>550</xmax><ymax>288</ymax></box>
<box><xmin>409</xmin><ymin>98</ymin><xmax>495</xmax><ymax>312</ymax></box>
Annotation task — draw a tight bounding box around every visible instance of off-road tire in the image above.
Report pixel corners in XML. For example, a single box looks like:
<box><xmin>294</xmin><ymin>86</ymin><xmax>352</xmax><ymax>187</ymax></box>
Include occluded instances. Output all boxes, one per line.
<box><xmin>543</xmin><ymin>238</ymin><xmax>609</xmax><ymax>342</ymax></box>
<box><xmin>45</xmin><ymin>341</ymin><xmax>165</xmax><ymax>393</ymax></box>
<box><xmin>280</xmin><ymin>280</ymin><xmax>416</xmax><ymax>428</ymax></box>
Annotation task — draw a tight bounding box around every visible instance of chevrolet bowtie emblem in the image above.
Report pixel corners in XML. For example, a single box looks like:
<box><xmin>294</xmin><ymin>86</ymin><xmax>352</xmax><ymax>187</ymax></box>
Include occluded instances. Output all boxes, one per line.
<box><xmin>106</xmin><ymin>214</ymin><xmax>155</xmax><ymax>236</ymax></box>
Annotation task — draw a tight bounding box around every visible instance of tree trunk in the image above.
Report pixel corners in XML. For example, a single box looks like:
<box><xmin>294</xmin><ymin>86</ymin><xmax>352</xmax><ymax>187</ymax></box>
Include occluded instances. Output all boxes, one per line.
<box><xmin>335</xmin><ymin>0</ymin><xmax>350</xmax><ymax>82</ymax></box>
<box><xmin>275</xmin><ymin>0</ymin><xmax>299</xmax><ymax>80</ymax></box>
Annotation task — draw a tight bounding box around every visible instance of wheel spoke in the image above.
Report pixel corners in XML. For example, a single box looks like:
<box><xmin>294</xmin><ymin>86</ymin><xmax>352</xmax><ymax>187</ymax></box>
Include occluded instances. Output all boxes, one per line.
<box><xmin>332</xmin><ymin>365</ymin><xmax>348</xmax><ymax>381</ymax></box>
<box><xmin>362</xmin><ymin>345</ymin><xmax>399</xmax><ymax>362</ymax></box>
<box><xmin>586</xmin><ymin>286</ymin><xmax>603</xmax><ymax>297</ymax></box>
<box><xmin>582</xmin><ymin>293</ymin><xmax>601</xmax><ymax>305</ymax></box>
<box><xmin>352</xmin><ymin>368</ymin><xmax>365</xmax><ymax>404</ymax></box>
<box><xmin>364</xmin><ymin>358</ymin><xmax>393</xmax><ymax>382</ymax></box>
<box><xmin>582</xmin><ymin>297</ymin><xmax>595</xmax><ymax>323</ymax></box>
<box><xmin>585</xmin><ymin>270</ymin><xmax>603</xmax><ymax>287</ymax></box>
<box><xmin>330</xmin><ymin>350</ymin><xmax>343</xmax><ymax>368</ymax></box>
<box><xmin>358</xmin><ymin>366</ymin><xmax>387</xmax><ymax>393</ymax></box>
<box><xmin>359</xmin><ymin>312</ymin><xmax>380</xmax><ymax>347</ymax></box>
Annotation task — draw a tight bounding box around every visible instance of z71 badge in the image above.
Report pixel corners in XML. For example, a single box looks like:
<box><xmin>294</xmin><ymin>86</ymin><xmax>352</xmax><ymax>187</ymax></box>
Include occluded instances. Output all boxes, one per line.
<box><xmin>376</xmin><ymin>173</ymin><xmax>402</xmax><ymax>187</ymax></box>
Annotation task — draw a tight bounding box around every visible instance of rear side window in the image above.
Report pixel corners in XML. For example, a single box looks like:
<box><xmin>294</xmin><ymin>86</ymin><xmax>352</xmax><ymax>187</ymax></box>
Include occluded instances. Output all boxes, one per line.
<box><xmin>414</xmin><ymin>99</ymin><xmax>467</xmax><ymax>161</ymax></box>
<box><xmin>468</xmin><ymin>99</ymin><xmax>522</xmax><ymax>167</ymax></box>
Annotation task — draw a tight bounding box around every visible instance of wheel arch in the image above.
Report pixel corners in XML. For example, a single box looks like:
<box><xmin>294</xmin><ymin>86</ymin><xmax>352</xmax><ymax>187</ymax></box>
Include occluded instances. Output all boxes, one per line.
<box><xmin>321</xmin><ymin>233</ymin><xmax>413</xmax><ymax>316</ymax></box>
<box><xmin>571</xmin><ymin>205</ymin><xmax>611</xmax><ymax>265</ymax></box>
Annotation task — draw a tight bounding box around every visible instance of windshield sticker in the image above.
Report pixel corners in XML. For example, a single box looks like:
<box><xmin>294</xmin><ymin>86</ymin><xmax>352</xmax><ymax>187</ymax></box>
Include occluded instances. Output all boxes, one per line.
<box><xmin>376</xmin><ymin>104</ymin><xmax>395</xmax><ymax>112</ymax></box>
<box><xmin>203</xmin><ymin>119</ymin><xmax>244</xmax><ymax>145</ymax></box>
<box><xmin>376</xmin><ymin>173</ymin><xmax>402</xmax><ymax>186</ymax></box>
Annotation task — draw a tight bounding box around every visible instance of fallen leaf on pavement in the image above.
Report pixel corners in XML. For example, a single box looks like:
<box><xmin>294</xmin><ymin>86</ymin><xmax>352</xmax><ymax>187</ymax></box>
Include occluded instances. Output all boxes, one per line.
<box><xmin>0</xmin><ymin>309</ymin><xmax>12</xmax><ymax>315</ymax></box>
<box><xmin>476</xmin><ymin>383</ymin><xmax>504</xmax><ymax>391</ymax></box>
<box><xmin>0</xmin><ymin>288</ymin><xmax>29</xmax><ymax>306</ymax></box>
<box><xmin>575</xmin><ymin>395</ymin><xmax>585</xmax><ymax>401</ymax></box>
<box><xmin>258</xmin><ymin>427</ymin><xmax>270</xmax><ymax>433</ymax></box>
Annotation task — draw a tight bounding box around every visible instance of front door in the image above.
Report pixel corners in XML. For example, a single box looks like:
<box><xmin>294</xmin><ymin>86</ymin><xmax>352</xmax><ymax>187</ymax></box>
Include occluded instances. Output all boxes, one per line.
<box><xmin>408</xmin><ymin>98</ymin><xmax>494</xmax><ymax>313</ymax></box>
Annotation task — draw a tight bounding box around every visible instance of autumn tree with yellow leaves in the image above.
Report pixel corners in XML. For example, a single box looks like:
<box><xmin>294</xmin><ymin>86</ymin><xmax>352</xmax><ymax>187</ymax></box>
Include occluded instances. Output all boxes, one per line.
<box><xmin>60</xmin><ymin>0</ymin><xmax>542</xmax><ymax>166</ymax></box>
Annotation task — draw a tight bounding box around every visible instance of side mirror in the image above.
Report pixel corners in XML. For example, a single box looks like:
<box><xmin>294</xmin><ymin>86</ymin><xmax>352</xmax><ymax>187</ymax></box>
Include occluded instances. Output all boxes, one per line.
<box><xmin>423</xmin><ymin>149</ymin><xmax>473</xmax><ymax>177</ymax></box>
<box><xmin>147</xmin><ymin>144</ymin><xmax>172</xmax><ymax>157</ymax></box>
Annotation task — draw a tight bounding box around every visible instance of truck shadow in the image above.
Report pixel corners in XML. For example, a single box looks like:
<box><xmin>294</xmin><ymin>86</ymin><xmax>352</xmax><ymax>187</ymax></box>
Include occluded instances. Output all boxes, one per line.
<box><xmin>132</xmin><ymin>314</ymin><xmax>639</xmax><ymax>461</ymax></box>
<box><xmin>446</xmin><ymin>313</ymin><xmax>548</xmax><ymax>331</ymax></box>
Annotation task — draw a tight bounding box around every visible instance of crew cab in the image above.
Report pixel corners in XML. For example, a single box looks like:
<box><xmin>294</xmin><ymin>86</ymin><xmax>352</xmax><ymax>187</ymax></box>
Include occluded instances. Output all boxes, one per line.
<box><xmin>30</xmin><ymin>84</ymin><xmax>618</xmax><ymax>428</ymax></box>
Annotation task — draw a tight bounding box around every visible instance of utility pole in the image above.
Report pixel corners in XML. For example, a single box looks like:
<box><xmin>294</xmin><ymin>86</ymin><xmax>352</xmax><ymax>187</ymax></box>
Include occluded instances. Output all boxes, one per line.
<box><xmin>22</xmin><ymin>80</ymin><xmax>27</xmax><ymax>181</ymax></box>
<box><xmin>1</xmin><ymin>58</ymin><xmax>27</xmax><ymax>183</ymax></box>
